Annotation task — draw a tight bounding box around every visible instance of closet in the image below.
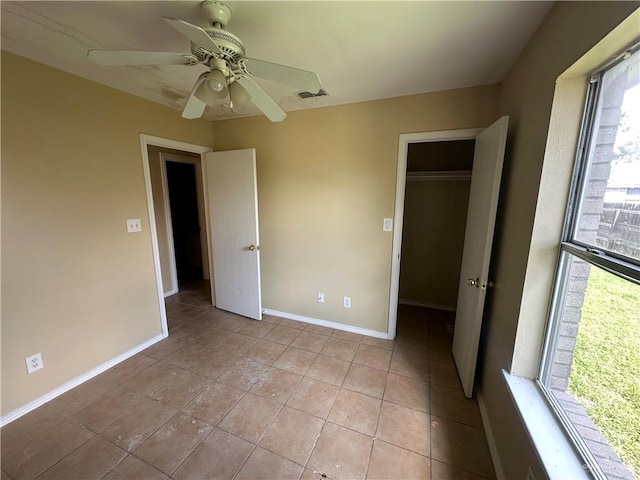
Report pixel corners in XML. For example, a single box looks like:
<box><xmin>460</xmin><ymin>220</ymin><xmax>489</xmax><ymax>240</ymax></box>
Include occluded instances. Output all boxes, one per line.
<box><xmin>398</xmin><ymin>140</ymin><xmax>475</xmax><ymax>312</ymax></box>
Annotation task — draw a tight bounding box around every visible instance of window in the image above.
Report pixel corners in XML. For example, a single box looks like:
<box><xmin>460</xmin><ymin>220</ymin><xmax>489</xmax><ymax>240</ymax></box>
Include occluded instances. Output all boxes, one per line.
<box><xmin>539</xmin><ymin>47</ymin><xmax>640</xmax><ymax>479</ymax></box>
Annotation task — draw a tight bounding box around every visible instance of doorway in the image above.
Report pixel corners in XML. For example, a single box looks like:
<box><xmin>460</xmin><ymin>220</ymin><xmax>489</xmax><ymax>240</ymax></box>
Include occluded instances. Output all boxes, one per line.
<box><xmin>388</xmin><ymin>128</ymin><xmax>482</xmax><ymax>339</ymax></box>
<box><xmin>396</xmin><ymin>140</ymin><xmax>475</xmax><ymax>342</ymax></box>
<box><xmin>166</xmin><ymin>161</ymin><xmax>203</xmax><ymax>284</ymax></box>
<box><xmin>399</xmin><ymin>140</ymin><xmax>475</xmax><ymax>311</ymax></box>
<box><xmin>389</xmin><ymin>119</ymin><xmax>509</xmax><ymax>397</ymax></box>
<box><xmin>139</xmin><ymin>134</ymin><xmax>213</xmax><ymax>338</ymax></box>
<box><xmin>161</xmin><ymin>152</ymin><xmax>210</xmax><ymax>291</ymax></box>
<box><xmin>148</xmin><ymin>147</ymin><xmax>210</xmax><ymax>297</ymax></box>
<box><xmin>396</xmin><ymin>139</ymin><xmax>475</xmax><ymax>368</ymax></box>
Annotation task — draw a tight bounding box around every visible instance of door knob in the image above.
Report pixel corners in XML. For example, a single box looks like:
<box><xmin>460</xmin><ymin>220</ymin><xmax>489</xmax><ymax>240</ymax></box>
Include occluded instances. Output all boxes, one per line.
<box><xmin>248</xmin><ymin>244</ymin><xmax>258</xmax><ymax>251</ymax></box>
<box><xmin>467</xmin><ymin>277</ymin><xmax>494</xmax><ymax>289</ymax></box>
<box><xmin>481</xmin><ymin>280</ymin><xmax>495</xmax><ymax>290</ymax></box>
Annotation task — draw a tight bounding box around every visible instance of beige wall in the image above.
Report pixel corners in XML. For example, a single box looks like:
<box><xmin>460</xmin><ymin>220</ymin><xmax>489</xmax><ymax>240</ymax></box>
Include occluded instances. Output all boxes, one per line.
<box><xmin>399</xmin><ymin>179</ymin><xmax>470</xmax><ymax>309</ymax></box>
<box><xmin>212</xmin><ymin>86</ymin><xmax>499</xmax><ymax>333</ymax></box>
<box><xmin>1</xmin><ymin>52</ymin><xmax>214</xmax><ymax>414</ymax></box>
<box><xmin>477</xmin><ymin>3</ymin><xmax>640</xmax><ymax>479</ymax></box>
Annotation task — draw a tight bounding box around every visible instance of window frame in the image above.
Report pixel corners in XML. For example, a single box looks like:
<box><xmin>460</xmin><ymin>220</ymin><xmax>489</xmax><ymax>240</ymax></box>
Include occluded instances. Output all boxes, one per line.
<box><xmin>564</xmin><ymin>50</ymin><xmax>640</xmax><ymax>278</ymax></box>
<box><xmin>537</xmin><ymin>44</ymin><xmax>640</xmax><ymax>480</ymax></box>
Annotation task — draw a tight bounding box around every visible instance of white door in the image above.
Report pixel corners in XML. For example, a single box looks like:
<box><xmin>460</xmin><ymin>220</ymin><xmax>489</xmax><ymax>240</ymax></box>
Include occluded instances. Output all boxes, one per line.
<box><xmin>452</xmin><ymin>116</ymin><xmax>509</xmax><ymax>398</ymax></box>
<box><xmin>205</xmin><ymin>149</ymin><xmax>262</xmax><ymax>320</ymax></box>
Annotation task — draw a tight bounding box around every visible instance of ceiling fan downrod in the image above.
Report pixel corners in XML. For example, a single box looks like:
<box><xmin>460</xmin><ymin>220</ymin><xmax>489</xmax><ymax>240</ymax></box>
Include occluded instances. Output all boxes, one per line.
<box><xmin>202</xmin><ymin>1</ymin><xmax>231</xmax><ymax>29</ymax></box>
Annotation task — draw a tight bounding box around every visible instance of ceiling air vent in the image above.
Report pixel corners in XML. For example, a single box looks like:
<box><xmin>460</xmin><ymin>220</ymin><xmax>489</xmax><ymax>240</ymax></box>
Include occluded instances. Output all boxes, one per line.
<box><xmin>297</xmin><ymin>89</ymin><xmax>328</xmax><ymax>99</ymax></box>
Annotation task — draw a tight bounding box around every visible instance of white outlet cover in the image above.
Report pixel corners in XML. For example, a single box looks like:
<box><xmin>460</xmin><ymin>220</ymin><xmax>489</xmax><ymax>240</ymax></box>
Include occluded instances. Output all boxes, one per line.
<box><xmin>383</xmin><ymin>218</ymin><xmax>393</xmax><ymax>232</ymax></box>
<box><xmin>126</xmin><ymin>218</ymin><xmax>142</xmax><ymax>233</ymax></box>
<box><xmin>26</xmin><ymin>352</ymin><xmax>43</xmax><ymax>374</ymax></box>
<box><xmin>343</xmin><ymin>296</ymin><xmax>351</xmax><ymax>308</ymax></box>
<box><xmin>317</xmin><ymin>292</ymin><xmax>325</xmax><ymax>303</ymax></box>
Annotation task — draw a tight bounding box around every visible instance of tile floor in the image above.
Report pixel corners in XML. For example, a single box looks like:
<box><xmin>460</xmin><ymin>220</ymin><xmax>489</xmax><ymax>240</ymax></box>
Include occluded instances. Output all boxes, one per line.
<box><xmin>1</xmin><ymin>282</ymin><xmax>495</xmax><ymax>480</ymax></box>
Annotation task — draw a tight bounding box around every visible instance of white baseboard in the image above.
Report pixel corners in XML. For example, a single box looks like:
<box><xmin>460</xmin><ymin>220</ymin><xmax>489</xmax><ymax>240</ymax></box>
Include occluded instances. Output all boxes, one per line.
<box><xmin>0</xmin><ymin>333</ymin><xmax>165</xmax><ymax>427</ymax></box>
<box><xmin>263</xmin><ymin>309</ymin><xmax>391</xmax><ymax>340</ymax></box>
<box><xmin>164</xmin><ymin>288</ymin><xmax>178</xmax><ymax>298</ymax></box>
<box><xmin>477</xmin><ymin>391</ymin><xmax>506</xmax><ymax>480</ymax></box>
<box><xmin>399</xmin><ymin>298</ymin><xmax>456</xmax><ymax>312</ymax></box>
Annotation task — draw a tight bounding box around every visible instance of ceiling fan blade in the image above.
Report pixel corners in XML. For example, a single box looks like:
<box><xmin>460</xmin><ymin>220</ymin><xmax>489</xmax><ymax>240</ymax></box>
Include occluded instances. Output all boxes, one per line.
<box><xmin>163</xmin><ymin>17</ymin><xmax>222</xmax><ymax>55</ymax></box>
<box><xmin>182</xmin><ymin>75</ymin><xmax>208</xmax><ymax>119</ymax></box>
<box><xmin>236</xmin><ymin>76</ymin><xmax>286</xmax><ymax>122</ymax></box>
<box><xmin>244</xmin><ymin>58</ymin><xmax>323</xmax><ymax>93</ymax></box>
<box><xmin>88</xmin><ymin>50</ymin><xmax>197</xmax><ymax>66</ymax></box>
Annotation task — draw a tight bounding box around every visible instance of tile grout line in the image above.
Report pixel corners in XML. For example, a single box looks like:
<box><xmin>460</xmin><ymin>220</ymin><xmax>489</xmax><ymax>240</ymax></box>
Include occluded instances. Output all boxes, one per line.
<box><xmin>363</xmin><ymin>355</ymin><xmax>389</xmax><ymax>480</ymax></box>
<box><xmin>101</xmin><ymin>445</ymin><xmax>163</xmax><ymax>480</ymax></box>
<box><xmin>28</xmin><ymin>429</ymin><xmax>98</xmax><ymax>480</ymax></box>
<box><xmin>303</xmin><ymin>416</ymin><xmax>331</xmax><ymax>477</ymax></box>
<box><xmin>160</xmin><ymin>412</ymin><xmax>217</xmax><ymax>478</ymax></box>
<box><xmin>228</xmin><ymin>398</ymin><xmax>287</xmax><ymax>480</ymax></box>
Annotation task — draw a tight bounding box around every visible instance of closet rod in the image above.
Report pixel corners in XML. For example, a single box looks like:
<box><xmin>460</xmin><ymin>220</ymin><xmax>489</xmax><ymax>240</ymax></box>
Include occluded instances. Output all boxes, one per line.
<box><xmin>406</xmin><ymin>170</ymin><xmax>472</xmax><ymax>181</ymax></box>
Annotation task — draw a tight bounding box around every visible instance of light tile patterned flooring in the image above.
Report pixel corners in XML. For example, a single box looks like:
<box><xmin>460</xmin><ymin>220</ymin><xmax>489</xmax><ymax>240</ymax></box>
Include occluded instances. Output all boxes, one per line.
<box><xmin>1</xmin><ymin>282</ymin><xmax>495</xmax><ymax>480</ymax></box>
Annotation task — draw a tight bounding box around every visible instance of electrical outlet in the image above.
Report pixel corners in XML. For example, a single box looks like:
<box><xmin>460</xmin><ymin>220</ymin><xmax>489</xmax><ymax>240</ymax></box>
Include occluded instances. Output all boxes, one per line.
<box><xmin>383</xmin><ymin>218</ymin><xmax>393</xmax><ymax>232</ymax></box>
<box><xmin>343</xmin><ymin>296</ymin><xmax>351</xmax><ymax>308</ymax></box>
<box><xmin>26</xmin><ymin>352</ymin><xmax>43</xmax><ymax>374</ymax></box>
<box><xmin>126</xmin><ymin>218</ymin><xmax>142</xmax><ymax>233</ymax></box>
<box><xmin>317</xmin><ymin>292</ymin><xmax>325</xmax><ymax>303</ymax></box>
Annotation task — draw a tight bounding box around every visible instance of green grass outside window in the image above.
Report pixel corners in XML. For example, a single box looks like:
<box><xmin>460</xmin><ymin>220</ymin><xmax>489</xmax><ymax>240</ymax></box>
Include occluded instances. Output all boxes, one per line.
<box><xmin>569</xmin><ymin>266</ymin><xmax>640</xmax><ymax>476</ymax></box>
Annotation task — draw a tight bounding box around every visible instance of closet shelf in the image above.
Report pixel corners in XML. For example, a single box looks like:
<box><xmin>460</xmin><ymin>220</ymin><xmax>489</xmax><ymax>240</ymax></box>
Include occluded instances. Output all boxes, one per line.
<box><xmin>406</xmin><ymin>170</ymin><xmax>472</xmax><ymax>181</ymax></box>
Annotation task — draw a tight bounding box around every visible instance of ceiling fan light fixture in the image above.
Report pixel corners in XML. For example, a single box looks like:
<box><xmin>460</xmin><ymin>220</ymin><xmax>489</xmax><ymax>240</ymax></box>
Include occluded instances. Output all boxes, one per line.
<box><xmin>229</xmin><ymin>80</ymin><xmax>251</xmax><ymax>105</ymax></box>
<box><xmin>195</xmin><ymin>69</ymin><xmax>228</xmax><ymax>103</ymax></box>
<box><xmin>207</xmin><ymin>68</ymin><xmax>227</xmax><ymax>92</ymax></box>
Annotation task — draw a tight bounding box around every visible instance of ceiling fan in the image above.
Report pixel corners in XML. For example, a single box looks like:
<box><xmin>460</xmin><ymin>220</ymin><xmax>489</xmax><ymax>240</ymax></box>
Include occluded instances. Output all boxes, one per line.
<box><xmin>87</xmin><ymin>1</ymin><xmax>324</xmax><ymax>122</ymax></box>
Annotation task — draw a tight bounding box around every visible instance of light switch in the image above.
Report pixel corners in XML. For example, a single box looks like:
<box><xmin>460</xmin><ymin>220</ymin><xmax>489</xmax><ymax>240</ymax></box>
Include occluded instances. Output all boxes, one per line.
<box><xmin>126</xmin><ymin>218</ymin><xmax>142</xmax><ymax>233</ymax></box>
<box><xmin>383</xmin><ymin>218</ymin><xmax>393</xmax><ymax>232</ymax></box>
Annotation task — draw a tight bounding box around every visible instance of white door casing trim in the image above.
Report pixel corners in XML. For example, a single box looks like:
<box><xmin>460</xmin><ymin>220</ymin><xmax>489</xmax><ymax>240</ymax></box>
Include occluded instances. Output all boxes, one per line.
<box><xmin>139</xmin><ymin>134</ymin><xmax>213</xmax><ymax>337</ymax></box>
<box><xmin>388</xmin><ymin>128</ymin><xmax>483</xmax><ymax>339</ymax></box>
<box><xmin>158</xmin><ymin>153</ymin><xmax>179</xmax><ymax>296</ymax></box>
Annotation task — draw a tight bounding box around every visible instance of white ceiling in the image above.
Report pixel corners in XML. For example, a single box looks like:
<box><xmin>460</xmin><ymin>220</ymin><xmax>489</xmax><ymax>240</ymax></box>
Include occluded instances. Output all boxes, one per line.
<box><xmin>1</xmin><ymin>1</ymin><xmax>553</xmax><ymax>121</ymax></box>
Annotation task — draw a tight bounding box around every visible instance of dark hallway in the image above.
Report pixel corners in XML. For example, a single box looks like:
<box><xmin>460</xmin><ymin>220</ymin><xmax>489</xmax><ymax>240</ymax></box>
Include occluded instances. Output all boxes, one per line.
<box><xmin>166</xmin><ymin>161</ymin><xmax>203</xmax><ymax>285</ymax></box>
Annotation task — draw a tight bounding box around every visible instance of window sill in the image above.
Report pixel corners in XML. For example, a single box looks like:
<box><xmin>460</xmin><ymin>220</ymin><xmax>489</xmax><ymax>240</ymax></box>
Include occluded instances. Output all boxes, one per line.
<box><xmin>502</xmin><ymin>370</ymin><xmax>588</xmax><ymax>479</ymax></box>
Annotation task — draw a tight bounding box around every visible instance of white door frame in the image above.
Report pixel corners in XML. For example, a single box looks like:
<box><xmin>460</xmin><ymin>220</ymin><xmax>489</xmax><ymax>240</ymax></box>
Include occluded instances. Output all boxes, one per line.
<box><xmin>140</xmin><ymin>134</ymin><xmax>213</xmax><ymax>338</ymax></box>
<box><xmin>158</xmin><ymin>153</ymin><xmax>179</xmax><ymax>297</ymax></box>
<box><xmin>388</xmin><ymin>128</ymin><xmax>483</xmax><ymax>339</ymax></box>
<box><xmin>160</xmin><ymin>152</ymin><xmax>211</xmax><ymax>296</ymax></box>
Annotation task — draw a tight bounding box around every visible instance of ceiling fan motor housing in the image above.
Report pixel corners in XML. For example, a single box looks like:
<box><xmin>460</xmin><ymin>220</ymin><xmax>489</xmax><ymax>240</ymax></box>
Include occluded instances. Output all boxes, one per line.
<box><xmin>190</xmin><ymin>28</ymin><xmax>245</xmax><ymax>63</ymax></box>
<box><xmin>192</xmin><ymin>2</ymin><xmax>244</xmax><ymax>63</ymax></box>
